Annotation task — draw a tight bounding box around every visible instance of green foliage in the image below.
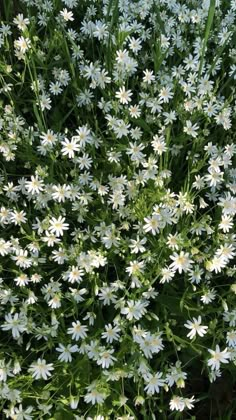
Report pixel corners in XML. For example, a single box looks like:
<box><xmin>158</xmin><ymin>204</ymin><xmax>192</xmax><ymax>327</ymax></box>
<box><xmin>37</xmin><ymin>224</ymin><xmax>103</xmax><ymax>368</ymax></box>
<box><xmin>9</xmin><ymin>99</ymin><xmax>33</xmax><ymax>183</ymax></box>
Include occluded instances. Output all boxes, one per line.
<box><xmin>0</xmin><ymin>0</ymin><xmax>236</xmax><ymax>419</ymax></box>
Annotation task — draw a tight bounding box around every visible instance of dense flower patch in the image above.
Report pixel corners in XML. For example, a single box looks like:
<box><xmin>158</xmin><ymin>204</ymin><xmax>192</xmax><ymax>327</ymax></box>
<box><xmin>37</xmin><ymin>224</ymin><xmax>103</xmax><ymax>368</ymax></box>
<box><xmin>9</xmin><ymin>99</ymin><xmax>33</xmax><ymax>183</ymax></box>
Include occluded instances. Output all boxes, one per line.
<box><xmin>0</xmin><ymin>0</ymin><xmax>236</xmax><ymax>418</ymax></box>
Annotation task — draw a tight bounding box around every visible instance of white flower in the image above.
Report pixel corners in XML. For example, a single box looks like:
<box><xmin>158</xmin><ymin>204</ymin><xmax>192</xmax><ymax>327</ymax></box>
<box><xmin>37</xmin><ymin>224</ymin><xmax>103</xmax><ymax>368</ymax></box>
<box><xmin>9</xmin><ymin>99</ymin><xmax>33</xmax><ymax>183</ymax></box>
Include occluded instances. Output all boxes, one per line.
<box><xmin>184</xmin><ymin>316</ymin><xmax>208</xmax><ymax>339</ymax></box>
<box><xmin>170</xmin><ymin>395</ymin><xmax>195</xmax><ymax>412</ymax></box>
<box><xmin>126</xmin><ymin>141</ymin><xmax>145</xmax><ymax>162</ymax></box>
<box><xmin>129</xmin><ymin>237</ymin><xmax>147</xmax><ymax>254</ymax></box>
<box><xmin>39</xmin><ymin>94</ymin><xmax>51</xmax><ymax>111</ymax></box>
<box><xmin>14</xmin><ymin>273</ymin><xmax>29</xmax><ymax>287</ymax></box>
<box><xmin>49</xmin><ymin>216</ymin><xmax>69</xmax><ymax>237</ymax></box>
<box><xmin>25</xmin><ymin>175</ymin><xmax>44</xmax><ymax>195</ymax></box>
<box><xmin>101</xmin><ymin>229</ymin><xmax>120</xmax><ymax>249</ymax></box>
<box><xmin>84</xmin><ymin>388</ymin><xmax>106</xmax><ymax>405</ymax></box>
<box><xmin>209</xmin><ymin>369</ymin><xmax>222</xmax><ymax>383</ymax></box>
<box><xmin>129</xmin><ymin>104</ymin><xmax>141</xmax><ymax>118</ymax></box>
<box><xmin>219</xmin><ymin>215</ymin><xmax>233</xmax><ymax>233</ymax></box>
<box><xmin>1</xmin><ymin>313</ymin><xmax>26</xmax><ymax>339</ymax></box>
<box><xmin>67</xmin><ymin>320</ymin><xmax>88</xmax><ymax>340</ymax></box>
<box><xmin>226</xmin><ymin>331</ymin><xmax>236</xmax><ymax>347</ymax></box>
<box><xmin>86</xmin><ymin>340</ymin><xmax>100</xmax><ymax>360</ymax></box>
<box><xmin>160</xmin><ymin>266</ymin><xmax>175</xmax><ymax>283</ymax></box>
<box><xmin>115</xmin><ymin>49</ymin><xmax>129</xmax><ymax>64</ymax></box>
<box><xmin>159</xmin><ymin>86</ymin><xmax>173</xmax><ymax>103</ymax></box>
<box><xmin>13</xmin><ymin>14</ymin><xmax>30</xmax><ymax>30</ymax></box>
<box><xmin>52</xmin><ymin>184</ymin><xmax>71</xmax><ymax>203</ymax></box>
<box><xmin>138</xmin><ymin>333</ymin><xmax>164</xmax><ymax>358</ymax></box>
<box><xmin>115</xmin><ymin>86</ymin><xmax>132</xmax><ymax>104</ymax></box>
<box><xmin>101</xmin><ymin>324</ymin><xmax>121</xmax><ymax>343</ymax></box>
<box><xmin>128</xmin><ymin>37</ymin><xmax>142</xmax><ymax>53</ymax></box>
<box><xmin>48</xmin><ymin>294</ymin><xmax>61</xmax><ymax>308</ymax></box>
<box><xmin>113</xmin><ymin>119</ymin><xmax>130</xmax><ymax>138</ymax></box>
<box><xmin>207</xmin><ymin>255</ymin><xmax>227</xmax><ymax>273</ymax></box>
<box><xmin>163</xmin><ymin>110</ymin><xmax>177</xmax><ymax>124</ymax></box>
<box><xmin>65</xmin><ymin>266</ymin><xmax>84</xmax><ymax>284</ymax></box>
<box><xmin>0</xmin><ymin>359</ymin><xmax>13</xmax><ymax>382</ymax></box>
<box><xmin>183</xmin><ymin>120</ymin><xmax>199</xmax><ymax>138</ymax></box>
<box><xmin>11</xmin><ymin>249</ymin><xmax>32</xmax><ymax>268</ymax></box>
<box><xmin>14</xmin><ymin>36</ymin><xmax>31</xmax><ymax>53</ymax></box>
<box><xmin>151</xmin><ymin>134</ymin><xmax>167</xmax><ymax>155</ymax></box>
<box><xmin>70</xmin><ymin>396</ymin><xmax>79</xmax><ymax>409</ymax></box>
<box><xmin>40</xmin><ymin>130</ymin><xmax>57</xmax><ymax>146</ymax></box>
<box><xmin>49</xmin><ymin>81</ymin><xmax>63</xmax><ymax>95</ymax></box>
<box><xmin>12</xmin><ymin>404</ymin><xmax>33</xmax><ymax>420</ymax></box>
<box><xmin>125</xmin><ymin>260</ymin><xmax>145</xmax><ymax>277</ymax></box>
<box><xmin>56</xmin><ymin>343</ymin><xmax>78</xmax><ymax>362</ymax></box>
<box><xmin>143</xmin><ymin>215</ymin><xmax>161</xmax><ymax>235</ymax></box>
<box><xmin>0</xmin><ymin>239</ymin><xmax>11</xmax><ymax>256</ymax></box>
<box><xmin>74</xmin><ymin>125</ymin><xmax>91</xmax><ymax>147</ymax></box>
<box><xmin>77</xmin><ymin>153</ymin><xmax>93</xmax><ymax>170</ymax></box>
<box><xmin>166</xmin><ymin>361</ymin><xmax>187</xmax><ymax>387</ymax></box>
<box><xmin>143</xmin><ymin>69</ymin><xmax>155</xmax><ymax>84</ymax></box>
<box><xmin>205</xmin><ymin>169</ymin><xmax>224</xmax><ymax>188</ymax></box>
<box><xmin>60</xmin><ymin>8</ymin><xmax>74</xmax><ymax>21</ymax></box>
<box><xmin>169</xmin><ymin>396</ymin><xmax>185</xmax><ymax>411</ymax></box>
<box><xmin>42</xmin><ymin>231</ymin><xmax>61</xmax><ymax>247</ymax></box>
<box><xmin>216</xmin><ymin>244</ymin><xmax>236</xmax><ymax>263</ymax></box>
<box><xmin>200</xmin><ymin>288</ymin><xmax>216</xmax><ymax>304</ymax></box>
<box><xmin>10</xmin><ymin>210</ymin><xmax>27</xmax><ymax>225</ymax></box>
<box><xmin>170</xmin><ymin>251</ymin><xmax>193</xmax><ymax>273</ymax></box>
<box><xmin>167</xmin><ymin>233</ymin><xmax>179</xmax><ymax>250</ymax></box>
<box><xmin>93</xmin><ymin>21</ymin><xmax>109</xmax><ymax>41</ymax></box>
<box><xmin>143</xmin><ymin>372</ymin><xmax>165</xmax><ymax>395</ymax></box>
<box><xmin>98</xmin><ymin>287</ymin><xmax>117</xmax><ymax>305</ymax></box>
<box><xmin>97</xmin><ymin>348</ymin><xmax>117</xmax><ymax>368</ymax></box>
<box><xmin>208</xmin><ymin>345</ymin><xmax>231</xmax><ymax>370</ymax></box>
<box><xmin>121</xmin><ymin>300</ymin><xmax>148</xmax><ymax>320</ymax></box>
<box><xmin>61</xmin><ymin>137</ymin><xmax>80</xmax><ymax>158</ymax></box>
<box><xmin>29</xmin><ymin>359</ymin><xmax>54</xmax><ymax>380</ymax></box>
<box><xmin>69</xmin><ymin>287</ymin><xmax>87</xmax><ymax>303</ymax></box>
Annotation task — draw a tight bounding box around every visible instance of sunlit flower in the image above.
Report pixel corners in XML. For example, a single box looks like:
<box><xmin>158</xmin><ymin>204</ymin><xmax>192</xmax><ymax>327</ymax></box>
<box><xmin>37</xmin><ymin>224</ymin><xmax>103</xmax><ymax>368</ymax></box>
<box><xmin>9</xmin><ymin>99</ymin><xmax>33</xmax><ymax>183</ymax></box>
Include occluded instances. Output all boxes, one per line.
<box><xmin>208</xmin><ymin>345</ymin><xmax>231</xmax><ymax>370</ymax></box>
<box><xmin>184</xmin><ymin>316</ymin><xmax>208</xmax><ymax>339</ymax></box>
<box><xmin>29</xmin><ymin>359</ymin><xmax>54</xmax><ymax>380</ymax></box>
<box><xmin>60</xmin><ymin>8</ymin><xmax>74</xmax><ymax>21</ymax></box>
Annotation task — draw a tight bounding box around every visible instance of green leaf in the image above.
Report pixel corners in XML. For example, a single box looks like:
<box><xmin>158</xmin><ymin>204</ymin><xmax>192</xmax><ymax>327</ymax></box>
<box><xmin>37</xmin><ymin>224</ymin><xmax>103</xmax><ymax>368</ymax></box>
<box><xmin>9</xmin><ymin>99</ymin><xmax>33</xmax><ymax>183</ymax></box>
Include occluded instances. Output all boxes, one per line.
<box><xmin>198</xmin><ymin>0</ymin><xmax>216</xmax><ymax>77</ymax></box>
<box><xmin>135</xmin><ymin>118</ymin><xmax>152</xmax><ymax>133</ymax></box>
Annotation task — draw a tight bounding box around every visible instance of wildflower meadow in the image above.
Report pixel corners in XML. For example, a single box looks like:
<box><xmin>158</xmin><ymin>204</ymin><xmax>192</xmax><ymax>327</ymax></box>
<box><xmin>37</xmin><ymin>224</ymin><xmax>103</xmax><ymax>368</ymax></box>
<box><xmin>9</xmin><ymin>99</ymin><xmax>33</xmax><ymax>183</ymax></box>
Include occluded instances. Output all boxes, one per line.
<box><xmin>0</xmin><ymin>0</ymin><xmax>236</xmax><ymax>418</ymax></box>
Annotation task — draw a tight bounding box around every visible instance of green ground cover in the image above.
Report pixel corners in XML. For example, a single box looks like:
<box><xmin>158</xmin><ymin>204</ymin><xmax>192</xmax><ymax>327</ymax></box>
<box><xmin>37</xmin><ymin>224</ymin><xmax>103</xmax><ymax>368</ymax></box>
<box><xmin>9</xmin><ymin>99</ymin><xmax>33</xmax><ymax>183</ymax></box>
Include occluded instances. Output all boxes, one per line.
<box><xmin>0</xmin><ymin>0</ymin><xmax>236</xmax><ymax>418</ymax></box>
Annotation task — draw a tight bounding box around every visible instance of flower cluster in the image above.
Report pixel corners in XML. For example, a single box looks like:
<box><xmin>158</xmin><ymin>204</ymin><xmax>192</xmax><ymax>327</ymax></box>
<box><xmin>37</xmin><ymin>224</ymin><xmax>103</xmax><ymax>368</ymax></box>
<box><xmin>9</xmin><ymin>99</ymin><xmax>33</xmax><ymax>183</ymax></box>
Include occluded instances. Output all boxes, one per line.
<box><xmin>0</xmin><ymin>0</ymin><xmax>236</xmax><ymax>418</ymax></box>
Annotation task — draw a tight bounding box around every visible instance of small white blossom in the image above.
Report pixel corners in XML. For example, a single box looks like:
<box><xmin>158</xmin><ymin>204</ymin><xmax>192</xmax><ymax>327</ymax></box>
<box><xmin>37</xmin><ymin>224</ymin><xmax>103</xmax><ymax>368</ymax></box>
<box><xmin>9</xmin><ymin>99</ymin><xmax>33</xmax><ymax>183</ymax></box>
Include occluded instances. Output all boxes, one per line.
<box><xmin>67</xmin><ymin>321</ymin><xmax>88</xmax><ymax>340</ymax></box>
<box><xmin>60</xmin><ymin>8</ymin><xmax>74</xmax><ymax>21</ymax></box>
<box><xmin>29</xmin><ymin>359</ymin><xmax>54</xmax><ymax>380</ymax></box>
<box><xmin>208</xmin><ymin>345</ymin><xmax>231</xmax><ymax>370</ymax></box>
<box><xmin>184</xmin><ymin>316</ymin><xmax>208</xmax><ymax>339</ymax></box>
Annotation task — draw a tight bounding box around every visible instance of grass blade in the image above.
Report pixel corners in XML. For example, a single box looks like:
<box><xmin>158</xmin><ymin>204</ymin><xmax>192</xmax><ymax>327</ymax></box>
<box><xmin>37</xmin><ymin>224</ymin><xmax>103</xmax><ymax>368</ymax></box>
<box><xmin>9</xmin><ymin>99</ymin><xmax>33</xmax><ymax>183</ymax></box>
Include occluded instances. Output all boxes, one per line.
<box><xmin>198</xmin><ymin>0</ymin><xmax>216</xmax><ymax>77</ymax></box>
